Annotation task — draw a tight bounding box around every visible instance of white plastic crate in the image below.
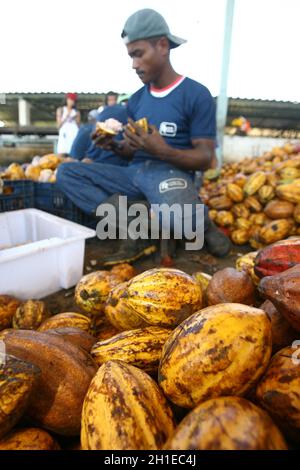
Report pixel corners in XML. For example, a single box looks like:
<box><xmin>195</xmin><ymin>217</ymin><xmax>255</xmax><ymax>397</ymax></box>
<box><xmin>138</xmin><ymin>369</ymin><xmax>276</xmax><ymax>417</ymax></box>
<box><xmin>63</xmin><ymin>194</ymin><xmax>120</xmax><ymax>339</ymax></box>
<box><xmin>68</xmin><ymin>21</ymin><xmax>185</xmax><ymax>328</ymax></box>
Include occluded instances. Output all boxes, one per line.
<box><xmin>0</xmin><ymin>209</ymin><xmax>96</xmax><ymax>299</ymax></box>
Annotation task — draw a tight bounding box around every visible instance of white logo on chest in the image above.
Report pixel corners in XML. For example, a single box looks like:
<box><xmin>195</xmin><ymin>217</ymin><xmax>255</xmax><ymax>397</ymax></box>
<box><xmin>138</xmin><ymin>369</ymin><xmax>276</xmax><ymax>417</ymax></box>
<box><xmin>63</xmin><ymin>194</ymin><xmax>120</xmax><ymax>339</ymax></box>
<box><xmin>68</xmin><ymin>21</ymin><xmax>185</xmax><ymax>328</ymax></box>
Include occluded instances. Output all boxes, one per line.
<box><xmin>159</xmin><ymin>122</ymin><xmax>177</xmax><ymax>137</ymax></box>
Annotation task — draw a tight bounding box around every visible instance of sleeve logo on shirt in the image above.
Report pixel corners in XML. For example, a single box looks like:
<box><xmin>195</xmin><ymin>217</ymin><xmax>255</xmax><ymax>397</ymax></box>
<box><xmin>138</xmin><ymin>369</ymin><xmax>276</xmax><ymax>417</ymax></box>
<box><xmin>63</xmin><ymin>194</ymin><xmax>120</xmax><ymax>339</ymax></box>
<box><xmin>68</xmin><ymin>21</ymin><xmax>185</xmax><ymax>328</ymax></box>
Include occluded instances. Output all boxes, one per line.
<box><xmin>159</xmin><ymin>178</ymin><xmax>188</xmax><ymax>193</ymax></box>
<box><xmin>159</xmin><ymin>122</ymin><xmax>177</xmax><ymax>137</ymax></box>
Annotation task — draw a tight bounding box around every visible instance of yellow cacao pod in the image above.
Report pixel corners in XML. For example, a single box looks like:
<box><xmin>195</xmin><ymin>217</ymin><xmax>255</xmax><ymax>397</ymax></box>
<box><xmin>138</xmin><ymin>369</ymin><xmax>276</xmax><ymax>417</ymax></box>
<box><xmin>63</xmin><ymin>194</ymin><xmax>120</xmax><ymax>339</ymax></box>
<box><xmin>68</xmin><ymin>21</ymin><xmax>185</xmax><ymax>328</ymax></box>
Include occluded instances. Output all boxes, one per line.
<box><xmin>266</xmin><ymin>172</ymin><xmax>279</xmax><ymax>188</ymax></box>
<box><xmin>164</xmin><ymin>396</ymin><xmax>287</xmax><ymax>450</ymax></box>
<box><xmin>38</xmin><ymin>312</ymin><xmax>92</xmax><ymax>333</ymax></box>
<box><xmin>215</xmin><ymin>210</ymin><xmax>234</xmax><ymax>227</ymax></box>
<box><xmin>244</xmin><ymin>196</ymin><xmax>262</xmax><ymax>213</ymax></box>
<box><xmin>121</xmin><ymin>268</ymin><xmax>202</xmax><ymax>328</ymax></box>
<box><xmin>227</xmin><ymin>183</ymin><xmax>244</xmax><ymax>202</ymax></box>
<box><xmin>233</xmin><ymin>173</ymin><xmax>248</xmax><ymax>188</ymax></box>
<box><xmin>235</xmin><ymin>218</ymin><xmax>252</xmax><ymax>231</ymax></box>
<box><xmin>91</xmin><ymin>326</ymin><xmax>171</xmax><ymax>373</ymax></box>
<box><xmin>105</xmin><ymin>282</ymin><xmax>147</xmax><ymax>331</ymax></box>
<box><xmin>244</xmin><ymin>172</ymin><xmax>267</xmax><ymax>196</ymax></box>
<box><xmin>236</xmin><ymin>251</ymin><xmax>260</xmax><ymax>286</ymax></box>
<box><xmin>279</xmin><ymin>167</ymin><xmax>300</xmax><ymax>181</ymax></box>
<box><xmin>258</xmin><ymin>185</ymin><xmax>275</xmax><ymax>204</ymax></box>
<box><xmin>39</xmin><ymin>154</ymin><xmax>62</xmax><ymax>170</ymax></box>
<box><xmin>276</xmin><ymin>180</ymin><xmax>300</xmax><ymax>204</ymax></box>
<box><xmin>209</xmin><ymin>195</ymin><xmax>233</xmax><ymax>210</ymax></box>
<box><xmin>13</xmin><ymin>300</ymin><xmax>50</xmax><ymax>330</ymax></box>
<box><xmin>81</xmin><ymin>361</ymin><xmax>175</xmax><ymax>449</ymax></box>
<box><xmin>232</xmin><ymin>204</ymin><xmax>250</xmax><ymax>219</ymax></box>
<box><xmin>231</xmin><ymin>229</ymin><xmax>250</xmax><ymax>245</ymax></box>
<box><xmin>0</xmin><ymin>428</ymin><xmax>60</xmax><ymax>450</ymax></box>
<box><xmin>249</xmin><ymin>213</ymin><xmax>268</xmax><ymax>226</ymax></box>
<box><xmin>208</xmin><ymin>209</ymin><xmax>218</xmax><ymax>222</ymax></box>
<box><xmin>158</xmin><ymin>303</ymin><xmax>272</xmax><ymax>408</ymax></box>
<box><xmin>3</xmin><ymin>163</ymin><xmax>25</xmax><ymax>180</ymax></box>
<box><xmin>25</xmin><ymin>165</ymin><xmax>41</xmax><ymax>182</ymax></box>
<box><xmin>259</xmin><ymin>219</ymin><xmax>292</xmax><ymax>245</ymax></box>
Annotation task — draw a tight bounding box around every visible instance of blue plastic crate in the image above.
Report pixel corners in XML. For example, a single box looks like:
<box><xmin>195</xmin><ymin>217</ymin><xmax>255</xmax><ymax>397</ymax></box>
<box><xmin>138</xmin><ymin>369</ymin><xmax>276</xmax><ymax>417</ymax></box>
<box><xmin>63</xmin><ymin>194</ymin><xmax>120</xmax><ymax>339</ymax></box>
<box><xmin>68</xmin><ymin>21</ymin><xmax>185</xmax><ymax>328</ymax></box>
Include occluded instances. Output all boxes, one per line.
<box><xmin>0</xmin><ymin>180</ymin><xmax>35</xmax><ymax>212</ymax></box>
<box><xmin>34</xmin><ymin>182</ymin><xmax>97</xmax><ymax>228</ymax></box>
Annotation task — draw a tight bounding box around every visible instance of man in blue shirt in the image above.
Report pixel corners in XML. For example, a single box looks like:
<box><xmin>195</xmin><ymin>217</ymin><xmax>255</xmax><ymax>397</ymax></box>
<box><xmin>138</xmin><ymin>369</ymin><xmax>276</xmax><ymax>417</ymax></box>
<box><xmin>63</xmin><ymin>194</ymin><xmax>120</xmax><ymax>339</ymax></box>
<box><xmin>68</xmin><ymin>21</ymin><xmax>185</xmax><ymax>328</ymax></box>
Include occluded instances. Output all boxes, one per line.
<box><xmin>57</xmin><ymin>9</ymin><xmax>231</xmax><ymax>263</ymax></box>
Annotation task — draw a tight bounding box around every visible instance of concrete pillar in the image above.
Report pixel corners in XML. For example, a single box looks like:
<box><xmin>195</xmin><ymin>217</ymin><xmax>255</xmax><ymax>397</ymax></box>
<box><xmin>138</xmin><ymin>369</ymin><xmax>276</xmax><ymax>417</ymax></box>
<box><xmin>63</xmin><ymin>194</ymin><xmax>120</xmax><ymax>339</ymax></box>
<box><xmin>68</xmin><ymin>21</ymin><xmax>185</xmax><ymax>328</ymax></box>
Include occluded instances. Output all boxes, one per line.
<box><xmin>18</xmin><ymin>98</ymin><xmax>31</xmax><ymax>126</ymax></box>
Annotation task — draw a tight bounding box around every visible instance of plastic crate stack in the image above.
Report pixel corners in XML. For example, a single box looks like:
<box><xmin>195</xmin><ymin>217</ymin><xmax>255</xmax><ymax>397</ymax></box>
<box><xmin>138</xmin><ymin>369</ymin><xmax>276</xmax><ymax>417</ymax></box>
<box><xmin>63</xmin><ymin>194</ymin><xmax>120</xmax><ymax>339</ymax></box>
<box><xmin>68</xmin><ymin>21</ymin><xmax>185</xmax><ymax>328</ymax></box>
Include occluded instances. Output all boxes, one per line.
<box><xmin>0</xmin><ymin>180</ymin><xmax>96</xmax><ymax>229</ymax></box>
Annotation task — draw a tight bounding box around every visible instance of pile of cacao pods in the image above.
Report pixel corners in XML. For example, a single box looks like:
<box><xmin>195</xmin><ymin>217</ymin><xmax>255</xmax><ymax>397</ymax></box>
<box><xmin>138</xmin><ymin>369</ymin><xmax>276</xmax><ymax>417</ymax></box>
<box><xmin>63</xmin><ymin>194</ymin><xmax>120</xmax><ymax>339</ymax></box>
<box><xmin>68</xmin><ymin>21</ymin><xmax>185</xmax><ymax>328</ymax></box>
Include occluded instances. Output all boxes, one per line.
<box><xmin>0</xmin><ymin>154</ymin><xmax>68</xmax><ymax>184</ymax></box>
<box><xmin>200</xmin><ymin>143</ymin><xmax>300</xmax><ymax>248</ymax></box>
<box><xmin>1</xmin><ymin>240</ymin><xmax>300</xmax><ymax>450</ymax></box>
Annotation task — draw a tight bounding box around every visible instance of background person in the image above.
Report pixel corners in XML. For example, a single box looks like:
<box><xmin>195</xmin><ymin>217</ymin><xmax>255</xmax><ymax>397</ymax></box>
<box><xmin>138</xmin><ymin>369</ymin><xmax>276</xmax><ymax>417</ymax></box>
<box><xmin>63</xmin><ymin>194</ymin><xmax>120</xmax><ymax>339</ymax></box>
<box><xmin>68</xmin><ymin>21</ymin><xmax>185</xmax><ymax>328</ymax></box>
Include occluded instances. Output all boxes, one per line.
<box><xmin>56</xmin><ymin>92</ymin><xmax>80</xmax><ymax>154</ymax></box>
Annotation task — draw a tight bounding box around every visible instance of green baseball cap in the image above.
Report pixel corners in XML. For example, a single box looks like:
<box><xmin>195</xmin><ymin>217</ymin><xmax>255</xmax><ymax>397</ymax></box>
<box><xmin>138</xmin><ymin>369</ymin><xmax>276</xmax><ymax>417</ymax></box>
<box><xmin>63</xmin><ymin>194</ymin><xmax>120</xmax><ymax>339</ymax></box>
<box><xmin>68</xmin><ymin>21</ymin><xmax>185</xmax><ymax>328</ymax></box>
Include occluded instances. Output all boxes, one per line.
<box><xmin>121</xmin><ymin>9</ymin><xmax>187</xmax><ymax>49</ymax></box>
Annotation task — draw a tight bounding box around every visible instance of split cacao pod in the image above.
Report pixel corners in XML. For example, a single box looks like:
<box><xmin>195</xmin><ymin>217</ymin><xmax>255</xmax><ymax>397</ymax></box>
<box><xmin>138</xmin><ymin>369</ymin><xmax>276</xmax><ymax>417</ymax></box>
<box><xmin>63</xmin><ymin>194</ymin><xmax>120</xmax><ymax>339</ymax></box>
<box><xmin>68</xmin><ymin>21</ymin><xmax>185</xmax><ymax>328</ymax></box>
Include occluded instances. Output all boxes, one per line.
<box><xmin>254</xmin><ymin>238</ymin><xmax>300</xmax><ymax>278</ymax></box>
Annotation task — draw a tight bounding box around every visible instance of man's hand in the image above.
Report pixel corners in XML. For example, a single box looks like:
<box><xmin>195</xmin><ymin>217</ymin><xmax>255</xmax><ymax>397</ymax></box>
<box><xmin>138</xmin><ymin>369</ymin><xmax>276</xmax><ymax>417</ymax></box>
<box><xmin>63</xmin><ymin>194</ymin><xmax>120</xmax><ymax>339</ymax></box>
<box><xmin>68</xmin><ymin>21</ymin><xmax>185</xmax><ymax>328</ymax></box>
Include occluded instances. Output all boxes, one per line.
<box><xmin>91</xmin><ymin>131</ymin><xmax>115</xmax><ymax>150</ymax></box>
<box><xmin>124</xmin><ymin>118</ymin><xmax>168</xmax><ymax>156</ymax></box>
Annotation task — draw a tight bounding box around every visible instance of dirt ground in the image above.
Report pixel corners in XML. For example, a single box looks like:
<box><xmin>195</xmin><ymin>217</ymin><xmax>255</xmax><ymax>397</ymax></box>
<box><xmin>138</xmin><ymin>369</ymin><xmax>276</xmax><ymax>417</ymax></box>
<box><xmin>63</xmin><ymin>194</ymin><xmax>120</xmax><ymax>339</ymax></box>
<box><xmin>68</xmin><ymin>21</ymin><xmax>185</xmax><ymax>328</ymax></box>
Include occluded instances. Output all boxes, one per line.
<box><xmin>43</xmin><ymin>237</ymin><xmax>250</xmax><ymax>313</ymax></box>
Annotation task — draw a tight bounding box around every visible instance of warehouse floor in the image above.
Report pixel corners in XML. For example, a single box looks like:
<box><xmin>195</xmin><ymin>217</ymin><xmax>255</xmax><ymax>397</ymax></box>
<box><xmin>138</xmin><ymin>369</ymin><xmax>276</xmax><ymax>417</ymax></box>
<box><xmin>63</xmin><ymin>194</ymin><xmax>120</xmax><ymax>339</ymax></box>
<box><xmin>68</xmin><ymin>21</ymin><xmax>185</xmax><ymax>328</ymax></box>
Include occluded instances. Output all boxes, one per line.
<box><xmin>44</xmin><ymin>237</ymin><xmax>250</xmax><ymax>314</ymax></box>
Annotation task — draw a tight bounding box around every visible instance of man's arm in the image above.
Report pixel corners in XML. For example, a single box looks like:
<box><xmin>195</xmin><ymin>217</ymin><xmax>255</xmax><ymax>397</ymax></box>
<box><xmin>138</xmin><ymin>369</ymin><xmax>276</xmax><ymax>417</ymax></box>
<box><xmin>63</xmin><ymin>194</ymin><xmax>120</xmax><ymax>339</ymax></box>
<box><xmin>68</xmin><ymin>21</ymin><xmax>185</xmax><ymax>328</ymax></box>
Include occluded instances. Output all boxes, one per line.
<box><xmin>124</xmin><ymin>122</ymin><xmax>215</xmax><ymax>171</ymax></box>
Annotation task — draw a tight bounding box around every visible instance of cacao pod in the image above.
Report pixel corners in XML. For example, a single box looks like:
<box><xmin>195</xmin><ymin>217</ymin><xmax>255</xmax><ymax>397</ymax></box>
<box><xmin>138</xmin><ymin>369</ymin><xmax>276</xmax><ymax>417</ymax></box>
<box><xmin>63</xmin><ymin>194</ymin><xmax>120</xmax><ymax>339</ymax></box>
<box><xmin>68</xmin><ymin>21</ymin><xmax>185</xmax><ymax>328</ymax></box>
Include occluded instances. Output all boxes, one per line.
<box><xmin>259</xmin><ymin>219</ymin><xmax>292</xmax><ymax>245</ymax></box>
<box><xmin>39</xmin><ymin>154</ymin><xmax>62</xmax><ymax>170</ymax></box>
<box><xmin>121</xmin><ymin>268</ymin><xmax>202</xmax><ymax>328</ymax></box>
<box><xmin>3</xmin><ymin>163</ymin><xmax>25</xmax><ymax>180</ymax></box>
<box><xmin>0</xmin><ymin>428</ymin><xmax>60</xmax><ymax>450</ymax></box>
<box><xmin>279</xmin><ymin>167</ymin><xmax>300</xmax><ymax>181</ymax></box>
<box><xmin>81</xmin><ymin>361</ymin><xmax>175</xmax><ymax>449</ymax></box>
<box><xmin>110</xmin><ymin>263</ymin><xmax>137</xmax><ymax>281</ymax></box>
<box><xmin>105</xmin><ymin>282</ymin><xmax>147</xmax><ymax>331</ymax></box>
<box><xmin>91</xmin><ymin>326</ymin><xmax>171</xmax><ymax>373</ymax></box>
<box><xmin>258</xmin><ymin>185</ymin><xmax>275</xmax><ymax>204</ymax></box>
<box><xmin>209</xmin><ymin>195</ymin><xmax>233</xmax><ymax>210</ymax></box>
<box><xmin>266</xmin><ymin>172</ymin><xmax>279</xmax><ymax>188</ymax></box>
<box><xmin>232</xmin><ymin>204</ymin><xmax>250</xmax><ymax>219</ymax></box>
<box><xmin>260</xmin><ymin>300</ymin><xmax>297</xmax><ymax>353</ymax></box>
<box><xmin>45</xmin><ymin>327</ymin><xmax>97</xmax><ymax>352</ymax></box>
<box><xmin>244</xmin><ymin>172</ymin><xmax>266</xmax><ymax>196</ymax></box>
<box><xmin>233</xmin><ymin>173</ymin><xmax>247</xmax><ymax>188</ymax></box>
<box><xmin>206</xmin><ymin>268</ymin><xmax>255</xmax><ymax>306</ymax></box>
<box><xmin>75</xmin><ymin>271</ymin><xmax>123</xmax><ymax>314</ymax></box>
<box><xmin>249</xmin><ymin>213</ymin><xmax>268</xmax><ymax>226</ymax></box>
<box><xmin>0</xmin><ymin>329</ymin><xmax>97</xmax><ymax>435</ymax></box>
<box><xmin>0</xmin><ymin>354</ymin><xmax>40</xmax><ymax>439</ymax></box>
<box><xmin>164</xmin><ymin>396</ymin><xmax>287</xmax><ymax>450</ymax></box>
<box><xmin>264</xmin><ymin>199</ymin><xmax>295</xmax><ymax>219</ymax></box>
<box><xmin>235</xmin><ymin>218</ymin><xmax>252</xmax><ymax>231</ymax></box>
<box><xmin>0</xmin><ymin>295</ymin><xmax>22</xmax><ymax>331</ymax></box>
<box><xmin>236</xmin><ymin>251</ymin><xmax>260</xmax><ymax>286</ymax></box>
<box><xmin>276</xmin><ymin>180</ymin><xmax>300</xmax><ymax>204</ymax></box>
<box><xmin>256</xmin><ymin>346</ymin><xmax>300</xmax><ymax>442</ymax></box>
<box><xmin>244</xmin><ymin>196</ymin><xmax>262</xmax><ymax>213</ymax></box>
<box><xmin>13</xmin><ymin>300</ymin><xmax>50</xmax><ymax>330</ymax></box>
<box><xmin>158</xmin><ymin>303</ymin><xmax>272</xmax><ymax>408</ymax></box>
<box><xmin>25</xmin><ymin>165</ymin><xmax>41</xmax><ymax>181</ymax></box>
<box><xmin>254</xmin><ymin>238</ymin><xmax>300</xmax><ymax>278</ymax></box>
<box><xmin>230</xmin><ymin>229</ymin><xmax>250</xmax><ymax>245</ymax></box>
<box><xmin>38</xmin><ymin>312</ymin><xmax>92</xmax><ymax>333</ymax></box>
<box><xmin>215</xmin><ymin>210</ymin><xmax>234</xmax><ymax>227</ymax></box>
<box><xmin>208</xmin><ymin>209</ymin><xmax>218</xmax><ymax>221</ymax></box>
<box><xmin>258</xmin><ymin>264</ymin><xmax>300</xmax><ymax>331</ymax></box>
<box><xmin>227</xmin><ymin>183</ymin><xmax>244</xmax><ymax>202</ymax></box>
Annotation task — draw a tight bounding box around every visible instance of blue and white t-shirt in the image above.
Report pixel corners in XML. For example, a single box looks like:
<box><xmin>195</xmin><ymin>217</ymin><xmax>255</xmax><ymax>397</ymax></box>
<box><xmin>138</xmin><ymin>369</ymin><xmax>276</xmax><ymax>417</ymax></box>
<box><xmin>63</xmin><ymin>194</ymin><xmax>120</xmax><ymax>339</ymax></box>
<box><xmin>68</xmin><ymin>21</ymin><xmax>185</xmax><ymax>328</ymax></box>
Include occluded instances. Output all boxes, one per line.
<box><xmin>127</xmin><ymin>76</ymin><xmax>216</xmax><ymax>162</ymax></box>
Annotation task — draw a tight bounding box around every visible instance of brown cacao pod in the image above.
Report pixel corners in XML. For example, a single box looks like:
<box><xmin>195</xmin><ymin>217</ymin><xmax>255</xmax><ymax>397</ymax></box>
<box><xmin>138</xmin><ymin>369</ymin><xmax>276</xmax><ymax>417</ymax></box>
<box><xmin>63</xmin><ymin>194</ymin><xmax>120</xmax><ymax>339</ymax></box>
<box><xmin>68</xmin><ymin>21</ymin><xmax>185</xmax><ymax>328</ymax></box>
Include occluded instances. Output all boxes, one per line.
<box><xmin>81</xmin><ymin>361</ymin><xmax>175</xmax><ymax>449</ymax></box>
<box><xmin>258</xmin><ymin>264</ymin><xmax>300</xmax><ymax>332</ymax></box>
<box><xmin>244</xmin><ymin>172</ymin><xmax>266</xmax><ymax>196</ymax></box>
<box><xmin>256</xmin><ymin>346</ymin><xmax>300</xmax><ymax>442</ymax></box>
<box><xmin>0</xmin><ymin>329</ymin><xmax>97</xmax><ymax>435</ymax></box>
<box><xmin>264</xmin><ymin>199</ymin><xmax>295</xmax><ymax>219</ymax></box>
<box><xmin>294</xmin><ymin>203</ymin><xmax>300</xmax><ymax>223</ymax></box>
<box><xmin>0</xmin><ymin>354</ymin><xmax>40</xmax><ymax>439</ymax></box>
<box><xmin>254</xmin><ymin>238</ymin><xmax>300</xmax><ymax>278</ymax></box>
<box><xmin>158</xmin><ymin>303</ymin><xmax>272</xmax><ymax>408</ymax></box>
<box><xmin>13</xmin><ymin>300</ymin><xmax>50</xmax><ymax>330</ymax></box>
<box><xmin>164</xmin><ymin>396</ymin><xmax>287</xmax><ymax>450</ymax></box>
<box><xmin>45</xmin><ymin>327</ymin><xmax>97</xmax><ymax>352</ymax></box>
<box><xmin>206</xmin><ymin>268</ymin><xmax>255</xmax><ymax>306</ymax></box>
<box><xmin>260</xmin><ymin>300</ymin><xmax>297</xmax><ymax>353</ymax></box>
<box><xmin>0</xmin><ymin>428</ymin><xmax>60</xmax><ymax>450</ymax></box>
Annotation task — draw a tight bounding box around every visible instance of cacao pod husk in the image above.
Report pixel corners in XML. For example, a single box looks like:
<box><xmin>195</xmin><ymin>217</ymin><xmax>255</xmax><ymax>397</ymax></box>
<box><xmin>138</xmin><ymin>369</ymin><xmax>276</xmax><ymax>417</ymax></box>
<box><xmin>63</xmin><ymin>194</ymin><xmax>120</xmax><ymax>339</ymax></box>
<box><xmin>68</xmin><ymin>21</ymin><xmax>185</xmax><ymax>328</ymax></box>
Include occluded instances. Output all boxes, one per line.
<box><xmin>254</xmin><ymin>238</ymin><xmax>300</xmax><ymax>278</ymax></box>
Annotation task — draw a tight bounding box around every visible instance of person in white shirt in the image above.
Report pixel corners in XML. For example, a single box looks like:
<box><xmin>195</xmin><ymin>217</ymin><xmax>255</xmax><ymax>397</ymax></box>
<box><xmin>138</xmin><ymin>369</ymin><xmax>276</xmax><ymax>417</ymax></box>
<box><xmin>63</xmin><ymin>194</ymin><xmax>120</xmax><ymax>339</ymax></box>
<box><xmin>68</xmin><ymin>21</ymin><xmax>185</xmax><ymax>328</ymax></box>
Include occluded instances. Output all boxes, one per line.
<box><xmin>56</xmin><ymin>92</ymin><xmax>81</xmax><ymax>154</ymax></box>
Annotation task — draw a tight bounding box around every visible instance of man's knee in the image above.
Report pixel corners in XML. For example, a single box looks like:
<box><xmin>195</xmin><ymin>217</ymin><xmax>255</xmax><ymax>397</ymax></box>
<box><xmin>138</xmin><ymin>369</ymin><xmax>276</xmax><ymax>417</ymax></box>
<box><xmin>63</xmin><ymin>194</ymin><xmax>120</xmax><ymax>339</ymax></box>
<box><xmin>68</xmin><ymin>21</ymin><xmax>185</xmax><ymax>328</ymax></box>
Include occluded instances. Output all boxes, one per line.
<box><xmin>56</xmin><ymin>162</ymin><xmax>77</xmax><ymax>186</ymax></box>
